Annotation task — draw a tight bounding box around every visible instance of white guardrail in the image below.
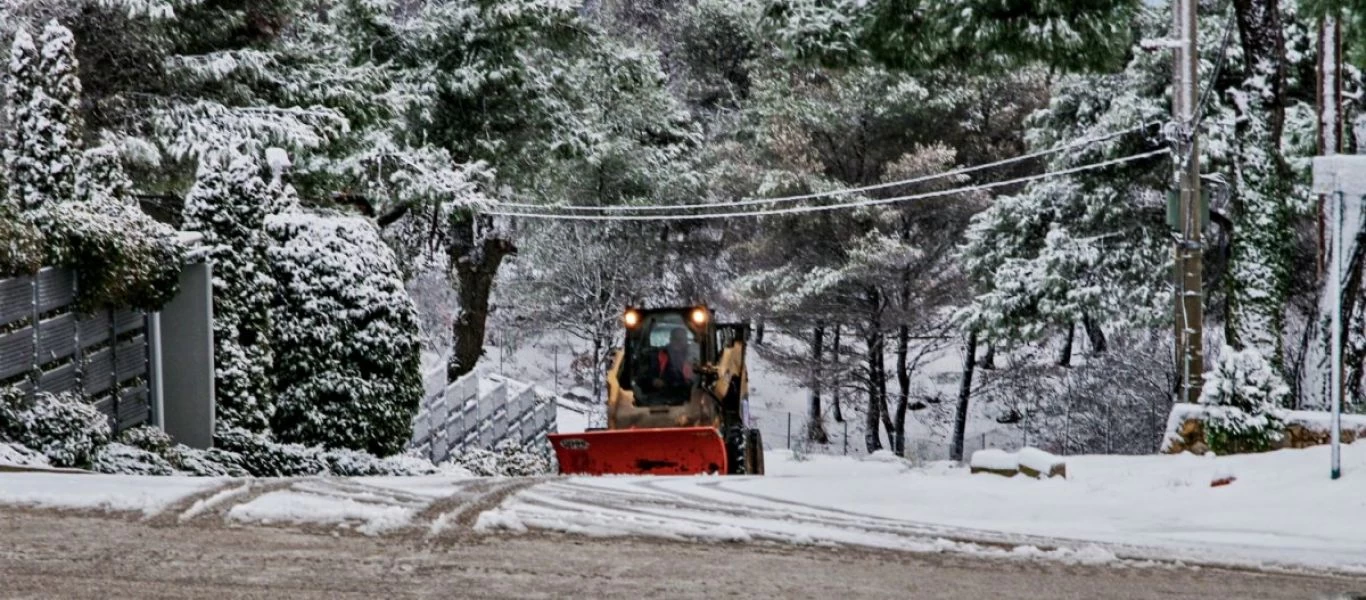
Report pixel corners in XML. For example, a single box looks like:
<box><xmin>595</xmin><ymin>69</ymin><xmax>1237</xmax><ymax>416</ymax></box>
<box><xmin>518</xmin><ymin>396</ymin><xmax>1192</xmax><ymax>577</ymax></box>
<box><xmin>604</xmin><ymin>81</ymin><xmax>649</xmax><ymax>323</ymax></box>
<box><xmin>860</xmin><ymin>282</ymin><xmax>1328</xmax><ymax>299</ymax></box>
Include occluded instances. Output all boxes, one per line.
<box><xmin>409</xmin><ymin>366</ymin><xmax>557</xmax><ymax>464</ymax></box>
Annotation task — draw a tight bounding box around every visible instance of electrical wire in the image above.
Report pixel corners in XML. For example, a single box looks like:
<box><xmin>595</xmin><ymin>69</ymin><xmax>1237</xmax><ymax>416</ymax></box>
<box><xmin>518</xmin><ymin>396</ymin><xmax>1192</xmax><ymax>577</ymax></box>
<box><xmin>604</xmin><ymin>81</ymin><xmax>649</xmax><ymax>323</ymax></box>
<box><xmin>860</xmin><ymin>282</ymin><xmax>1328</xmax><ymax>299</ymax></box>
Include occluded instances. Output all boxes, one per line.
<box><xmin>490</xmin><ymin>121</ymin><xmax>1164</xmax><ymax>213</ymax></box>
<box><xmin>1192</xmin><ymin>4</ymin><xmax>1237</xmax><ymax>129</ymax></box>
<box><xmin>482</xmin><ymin>149</ymin><xmax>1168</xmax><ymax>222</ymax></box>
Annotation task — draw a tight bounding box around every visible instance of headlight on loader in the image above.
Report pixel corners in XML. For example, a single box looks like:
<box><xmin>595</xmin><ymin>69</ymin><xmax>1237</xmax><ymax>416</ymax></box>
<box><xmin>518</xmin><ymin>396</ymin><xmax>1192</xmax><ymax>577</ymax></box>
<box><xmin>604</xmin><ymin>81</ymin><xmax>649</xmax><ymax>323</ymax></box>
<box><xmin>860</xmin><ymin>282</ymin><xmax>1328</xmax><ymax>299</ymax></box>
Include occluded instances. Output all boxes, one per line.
<box><xmin>691</xmin><ymin>307</ymin><xmax>708</xmax><ymax>326</ymax></box>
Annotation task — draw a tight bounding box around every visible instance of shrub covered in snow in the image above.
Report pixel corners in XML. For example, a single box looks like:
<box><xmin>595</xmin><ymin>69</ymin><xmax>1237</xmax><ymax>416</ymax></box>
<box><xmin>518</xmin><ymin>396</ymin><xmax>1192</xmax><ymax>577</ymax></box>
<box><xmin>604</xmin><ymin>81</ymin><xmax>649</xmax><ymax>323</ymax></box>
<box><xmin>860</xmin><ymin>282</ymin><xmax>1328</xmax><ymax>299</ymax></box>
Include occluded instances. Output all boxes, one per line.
<box><xmin>165</xmin><ymin>445</ymin><xmax>252</xmax><ymax>477</ymax></box>
<box><xmin>1199</xmin><ymin>346</ymin><xmax>1286</xmax><ymax>454</ymax></box>
<box><xmin>449</xmin><ymin>439</ymin><xmax>552</xmax><ymax>477</ymax></box>
<box><xmin>182</xmin><ymin>153</ymin><xmax>276</xmax><ymax>432</ymax></box>
<box><xmin>118</xmin><ymin>425</ymin><xmax>173</xmax><ymax>455</ymax></box>
<box><xmin>32</xmin><ymin>200</ymin><xmax>184</xmax><ymax>310</ymax></box>
<box><xmin>0</xmin><ymin>387</ymin><xmax>110</xmax><ymax>467</ymax></box>
<box><xmin>214</xmin><ymin>427</ymin><xmax>438</xmax><ymax>477</ymax></box>
<box><xmin>265</xmin><ymin>211</ymin><xmax>423</xmax><ymax>456</ymax></box>
<box><xmin>90</xmin><ymin>442</ymin><xmax>175</xmax><ymax>475</ymax></box>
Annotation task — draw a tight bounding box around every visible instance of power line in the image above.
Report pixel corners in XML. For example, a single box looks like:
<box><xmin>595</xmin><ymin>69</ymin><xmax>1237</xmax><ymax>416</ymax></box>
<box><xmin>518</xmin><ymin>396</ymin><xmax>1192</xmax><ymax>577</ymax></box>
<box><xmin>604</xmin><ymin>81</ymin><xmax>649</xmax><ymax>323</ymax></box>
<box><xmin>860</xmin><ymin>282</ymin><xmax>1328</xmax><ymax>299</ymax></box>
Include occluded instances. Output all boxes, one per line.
<box><xmin>1192</xmin><ymin>4</ymin><xmax>1236</xmax><ymax>129</ymax></box>
<box><xmin>491</xmin><ymin>121</ymin><xmax>1164</xmax><ymax>213</ymax></box>
<box><xmin>483</xmin><ymin>149</ymin><xmax>1168</xmax><ymax>222</ymax></box>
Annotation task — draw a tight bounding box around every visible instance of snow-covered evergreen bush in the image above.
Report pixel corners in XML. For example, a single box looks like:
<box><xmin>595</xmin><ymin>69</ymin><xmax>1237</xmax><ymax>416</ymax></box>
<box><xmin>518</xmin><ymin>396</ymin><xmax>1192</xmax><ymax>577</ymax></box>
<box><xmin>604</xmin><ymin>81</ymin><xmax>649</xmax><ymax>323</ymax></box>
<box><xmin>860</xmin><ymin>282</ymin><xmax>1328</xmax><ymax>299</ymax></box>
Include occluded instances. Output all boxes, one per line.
<box><xmin>448</xmin><ymin>440</ymin><xmax>552</xmax><ymax>477</ymax></box>
<box><xmin>118</xmin><ymin>425</ymin><xmax>172</xmax><ymax>455</ymax></box>
<box><xmin>182</xmin><ymin>153</ymin><xmax>276</xmax><ymax>432</ymax></box>
<box><xmin>213</xmin><ymin>426</ymin><xmax>437</xmax><ymax>477</ymax></box>
<box><xmin>90</xmin><ymin>442</ymin><xmax>174</xmax><ymax>475</ymax></box>
<box><xmin>0</xmin><ymin>387</ymin><xmax>110</xmax><ymax>467</ymax></box>
<box><xmin>164</xmin><ymin>445</ymin><xmax>252</xmax><ymax>477</ymax></box>
<box><xmin>265</xmin><ymin>211</ymin><xmax>422</xmax><ymax>457</ymax></box>
<box><xmin>1199</xmin><ymin>346</ymin><xmax>1287</xmax><ymax>454</ymax></box>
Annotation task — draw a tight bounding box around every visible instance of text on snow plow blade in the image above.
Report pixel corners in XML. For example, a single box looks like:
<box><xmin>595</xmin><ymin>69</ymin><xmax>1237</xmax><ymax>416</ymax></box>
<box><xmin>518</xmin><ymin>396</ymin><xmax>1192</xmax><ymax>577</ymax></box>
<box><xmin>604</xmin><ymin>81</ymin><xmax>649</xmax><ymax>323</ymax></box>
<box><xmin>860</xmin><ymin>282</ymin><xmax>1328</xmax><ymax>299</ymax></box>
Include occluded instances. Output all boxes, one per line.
<box><xmin>549</xmin><ymin>305</ymin><xmax>764</xmax><ymax>476</ymax></box>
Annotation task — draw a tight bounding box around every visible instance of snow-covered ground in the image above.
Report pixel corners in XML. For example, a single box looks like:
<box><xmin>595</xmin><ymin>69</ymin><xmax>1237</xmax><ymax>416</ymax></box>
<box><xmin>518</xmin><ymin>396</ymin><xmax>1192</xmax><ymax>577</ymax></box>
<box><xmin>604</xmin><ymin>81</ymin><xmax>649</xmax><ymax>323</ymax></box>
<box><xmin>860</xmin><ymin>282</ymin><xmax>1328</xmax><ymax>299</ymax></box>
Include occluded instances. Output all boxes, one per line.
<box><xmin>4</xmin><ymin>445</ymin><xmax>1365</xmax><ymax>573</ymax></box>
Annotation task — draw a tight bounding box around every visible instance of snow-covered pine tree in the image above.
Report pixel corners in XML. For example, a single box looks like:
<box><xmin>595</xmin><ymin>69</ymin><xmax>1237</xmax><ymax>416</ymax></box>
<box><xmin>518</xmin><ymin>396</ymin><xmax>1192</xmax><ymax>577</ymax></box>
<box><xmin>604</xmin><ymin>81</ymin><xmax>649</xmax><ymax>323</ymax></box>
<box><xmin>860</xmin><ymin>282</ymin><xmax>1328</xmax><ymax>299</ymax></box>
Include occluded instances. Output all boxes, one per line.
<box><xmin>2</xmin><ymin>21</ymin><xmax>86</xmax><ymax>210</ymax></box>
<box><xmin>265</xmin><ymin>211</ymin><xmax>422</xmax><ymax>456</ymax></box>
<box><xmin>33</xmin><ymin>20</ymin><xmax>81</xmax><ymax>204</ymax></box>
<box><xmin>181</xmin><ymin>153</ymin><xmax>276</xmax><ymax>433</ymax></box>
<box><xmin>3</xmin><ymin>27</ymin><xmax>42</xmax><ymax>210</ymax></box>
<box><xmin>1199</xmin><ymin>345</ymin><xmax>1287</xmax><ymax>453</ymax></box>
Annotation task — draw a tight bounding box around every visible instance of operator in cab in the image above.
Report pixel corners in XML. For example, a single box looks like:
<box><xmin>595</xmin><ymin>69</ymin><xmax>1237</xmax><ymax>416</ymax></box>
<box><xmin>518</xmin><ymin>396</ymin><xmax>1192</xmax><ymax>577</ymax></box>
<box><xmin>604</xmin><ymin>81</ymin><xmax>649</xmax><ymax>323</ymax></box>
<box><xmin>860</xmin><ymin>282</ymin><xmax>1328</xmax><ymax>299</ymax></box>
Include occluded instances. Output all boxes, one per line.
<box><xmin>648</xmin><ymin>327</ymin><xmax>695</xmax><ymax>391</ymax></box>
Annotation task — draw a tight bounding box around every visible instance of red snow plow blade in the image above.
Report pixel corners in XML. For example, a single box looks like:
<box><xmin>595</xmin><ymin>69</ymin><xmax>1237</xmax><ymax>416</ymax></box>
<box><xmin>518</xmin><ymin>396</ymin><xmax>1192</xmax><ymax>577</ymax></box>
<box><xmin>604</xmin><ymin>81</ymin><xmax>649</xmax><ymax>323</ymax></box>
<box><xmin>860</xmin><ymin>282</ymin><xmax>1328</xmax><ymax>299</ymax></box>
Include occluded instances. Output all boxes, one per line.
<box><xmin>550</xmin><ymin>427</ymin><xmax>728</xmax><ymax>476</ymax></box>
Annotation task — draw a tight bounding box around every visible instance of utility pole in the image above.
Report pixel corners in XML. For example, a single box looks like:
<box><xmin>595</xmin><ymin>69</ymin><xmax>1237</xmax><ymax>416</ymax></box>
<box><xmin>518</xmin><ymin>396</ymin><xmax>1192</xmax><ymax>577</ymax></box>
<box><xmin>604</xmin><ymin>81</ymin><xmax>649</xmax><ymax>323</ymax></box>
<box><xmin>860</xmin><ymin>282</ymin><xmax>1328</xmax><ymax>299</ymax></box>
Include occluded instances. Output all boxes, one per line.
<box><xmin>1172</xmin><ymin>0</ymin><xmax>1204</xmax><ymax>404</ymax></box>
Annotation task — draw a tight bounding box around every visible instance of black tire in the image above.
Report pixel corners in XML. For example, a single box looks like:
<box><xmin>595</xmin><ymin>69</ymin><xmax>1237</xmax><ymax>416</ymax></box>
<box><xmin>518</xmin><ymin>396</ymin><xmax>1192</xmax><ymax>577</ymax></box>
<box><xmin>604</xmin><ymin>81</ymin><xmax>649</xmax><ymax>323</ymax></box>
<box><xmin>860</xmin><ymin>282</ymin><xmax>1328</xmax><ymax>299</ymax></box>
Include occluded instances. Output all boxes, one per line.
<box><xmin>744</xmin><ymin>428</ymin><xmax>764</xmax><ymax>476</ymax></box>
<box><xmin>724</xmin><ymin>424</ymin><xmax>745</xmax><ymax>474</ymax></box>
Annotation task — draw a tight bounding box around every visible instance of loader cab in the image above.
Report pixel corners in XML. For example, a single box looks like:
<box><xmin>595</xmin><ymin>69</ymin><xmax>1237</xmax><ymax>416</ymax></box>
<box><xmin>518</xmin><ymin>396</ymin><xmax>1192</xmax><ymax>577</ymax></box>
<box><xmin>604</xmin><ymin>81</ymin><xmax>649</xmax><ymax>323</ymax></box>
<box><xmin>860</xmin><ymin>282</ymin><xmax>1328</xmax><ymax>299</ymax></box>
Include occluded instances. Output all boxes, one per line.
<box><xmin>620</xmin><ymin>306</ymin><xmax>716</xmax><ymax>406</ymax></box>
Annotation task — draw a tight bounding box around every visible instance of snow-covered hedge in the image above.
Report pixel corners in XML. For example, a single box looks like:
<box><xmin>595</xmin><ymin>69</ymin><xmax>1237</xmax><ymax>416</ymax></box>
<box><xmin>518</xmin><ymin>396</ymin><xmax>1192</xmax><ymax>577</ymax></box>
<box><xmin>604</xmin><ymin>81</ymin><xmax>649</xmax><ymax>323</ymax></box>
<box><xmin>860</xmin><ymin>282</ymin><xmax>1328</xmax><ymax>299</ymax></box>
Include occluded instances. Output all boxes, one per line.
<box><xmin>265</xmin><ymin>211</ymin><xmax>423</xmax><ymax>457</ymax></box>
<box><xmin>448</xmin><ymin>439</ymin><xmax>553</xmax><ymax>477</ymax></box>
<box><xmin>0</xmin><ymin>387</ymin><xmax>110</xmax><ymax>467</ymax></box>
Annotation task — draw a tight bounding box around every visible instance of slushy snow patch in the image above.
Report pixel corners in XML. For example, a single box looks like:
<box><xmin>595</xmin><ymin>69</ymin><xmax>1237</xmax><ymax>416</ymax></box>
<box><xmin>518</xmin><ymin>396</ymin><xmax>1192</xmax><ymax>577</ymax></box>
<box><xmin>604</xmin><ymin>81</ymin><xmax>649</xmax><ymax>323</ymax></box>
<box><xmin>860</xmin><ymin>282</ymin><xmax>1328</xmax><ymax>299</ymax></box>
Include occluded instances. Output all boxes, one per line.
<box><xmin>0</xmin><ymin>473</ymin><xmax>225</xmax><ymax>515</ymax></box>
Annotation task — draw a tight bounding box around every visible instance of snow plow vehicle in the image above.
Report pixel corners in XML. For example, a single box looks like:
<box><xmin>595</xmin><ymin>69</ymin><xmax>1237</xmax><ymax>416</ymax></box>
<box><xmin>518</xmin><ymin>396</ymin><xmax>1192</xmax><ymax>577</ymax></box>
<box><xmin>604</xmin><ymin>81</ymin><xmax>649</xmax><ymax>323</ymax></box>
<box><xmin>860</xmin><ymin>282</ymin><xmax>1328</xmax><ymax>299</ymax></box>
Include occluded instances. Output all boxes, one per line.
<box><xmin>549</xmin><ymin>306</ymin><xmax>764</xmax><ymax>476</ymax></box>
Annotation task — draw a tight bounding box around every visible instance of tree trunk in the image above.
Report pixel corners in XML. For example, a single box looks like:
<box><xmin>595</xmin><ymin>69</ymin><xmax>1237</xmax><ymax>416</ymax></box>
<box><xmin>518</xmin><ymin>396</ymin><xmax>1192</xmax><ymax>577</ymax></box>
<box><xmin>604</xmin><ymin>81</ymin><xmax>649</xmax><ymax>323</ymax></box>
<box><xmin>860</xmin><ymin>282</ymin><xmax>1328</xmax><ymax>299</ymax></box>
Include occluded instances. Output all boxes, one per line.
<box><xmin>864</xmin><ymin>330</ymin><xmax>883</xmax><ymax>453</ymax></box>
<box><xmin>832</xmin><ymin>324</ymin><xmax>844</xmax><ymax>422</ymax></box>
<box><xmin>755</xmin><ymin>320</ymin><xmax>766</xmax><ymax>345</ymax></box>
<box><xmin>950</xmin><ymin>329</ymin><xmax>979</xmax><ymax>462</ymax></box>
<box><xmin>981</xmin><ymin>344</ymin><xmax>996</xmax><ymax>370</ymax></box>
<box><xmin>1226</xmin><ymin>0</ymin><xmax>1292</xmax><ymax>367</ymax></box>
<box><xmin>1057</xmin><ymin>322</ymin><xmax>1075</xmax><ymax>367</ymax></box>
<box><xmin>893</xmin><ymin>324</ymin><xmax>910</xmax><ymax>456</ymax></box>
<box><xmin>1082</xmin><ymin>313</ymin><xmax>1107</xmax><ymax>353</ymax></box>
<box><xmin>592</xmin><ymin>334</ymin><xmax>603</xmax><ymax>403</ymax></box>
<box><xmin>876</xmin><ymin>336</ymin><xmax>893</xmax><ymax>438</ymax></box>
<box><xmin>449</xmin><ymin>213</ymin><xmax>516</xmax><ymax>381</ymax></box>
<box><xmin>808</xmin><ymin>326</ymin><xmax>829</xmax><ymax>443</ymax></box>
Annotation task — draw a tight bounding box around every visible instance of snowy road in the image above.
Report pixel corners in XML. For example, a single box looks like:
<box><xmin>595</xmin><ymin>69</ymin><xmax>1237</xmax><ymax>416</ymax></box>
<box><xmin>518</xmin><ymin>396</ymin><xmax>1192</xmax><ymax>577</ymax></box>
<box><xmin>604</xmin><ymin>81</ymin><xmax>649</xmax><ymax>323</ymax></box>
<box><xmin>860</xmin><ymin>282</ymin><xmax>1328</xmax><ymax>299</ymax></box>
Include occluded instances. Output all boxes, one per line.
<box><xmin>3</xmin><ymin>445</ymin><xmax>1366</xmax><ymax>597</ymax></box>
<box><xmin>3</xmin><ymin>508</ymin><xmax>1362</xmax><ymax>599</ymax></box>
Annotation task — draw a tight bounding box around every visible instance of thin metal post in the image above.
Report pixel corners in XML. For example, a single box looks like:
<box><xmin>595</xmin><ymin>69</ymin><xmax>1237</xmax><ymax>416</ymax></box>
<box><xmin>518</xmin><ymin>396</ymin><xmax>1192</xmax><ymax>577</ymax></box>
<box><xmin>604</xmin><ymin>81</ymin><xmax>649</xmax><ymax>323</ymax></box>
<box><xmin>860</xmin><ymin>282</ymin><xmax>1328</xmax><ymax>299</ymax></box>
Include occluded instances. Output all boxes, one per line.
<box><xmin>786</xmin><ymin>412</ymin><xmax>791</xmax><ymax>449</ymax></box>
<box><xmin>1331</xmin><ymin>190</ymin><xmax>1344</xmax><ymax>480</ymax></box>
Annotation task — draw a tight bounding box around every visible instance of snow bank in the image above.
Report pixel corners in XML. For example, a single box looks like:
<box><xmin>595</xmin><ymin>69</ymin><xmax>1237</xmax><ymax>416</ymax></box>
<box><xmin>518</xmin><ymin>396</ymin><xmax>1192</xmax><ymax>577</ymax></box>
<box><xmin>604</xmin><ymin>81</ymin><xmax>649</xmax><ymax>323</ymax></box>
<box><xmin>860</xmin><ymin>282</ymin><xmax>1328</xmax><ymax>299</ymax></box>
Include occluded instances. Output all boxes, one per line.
<box><xmin>0</xmin><ymin>473</ymin><xmax>225</xmax><ymax>515</ymax></box>
<box><xmin>488</xmin><ymin>445</ymin><xmax>1366</xmax><ymax>572</ymax></box>
<box><xmin>0</xmin><ymin>442</ymin><xmax>50</xmax><ymax>468</ymax></box>
<box><xmin>227</xmin><ymin>490</ymin><xmax>413</xmax><ymax>535</ymax></box>
<box><xmin>969</xmin><ymin>449</ymin><xmax>1017</xmax><ymax>471</ymax></box>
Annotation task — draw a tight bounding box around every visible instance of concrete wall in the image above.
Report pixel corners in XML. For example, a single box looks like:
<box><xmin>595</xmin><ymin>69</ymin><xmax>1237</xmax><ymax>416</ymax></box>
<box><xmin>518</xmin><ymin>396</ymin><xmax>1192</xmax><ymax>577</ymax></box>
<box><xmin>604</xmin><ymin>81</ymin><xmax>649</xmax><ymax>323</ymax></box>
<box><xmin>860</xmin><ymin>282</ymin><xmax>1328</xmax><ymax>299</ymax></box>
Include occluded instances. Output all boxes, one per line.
<box><xmin>153</xmin><ymin>260</ymin><xmax>215</xmax><ymax>449</ymax></box>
